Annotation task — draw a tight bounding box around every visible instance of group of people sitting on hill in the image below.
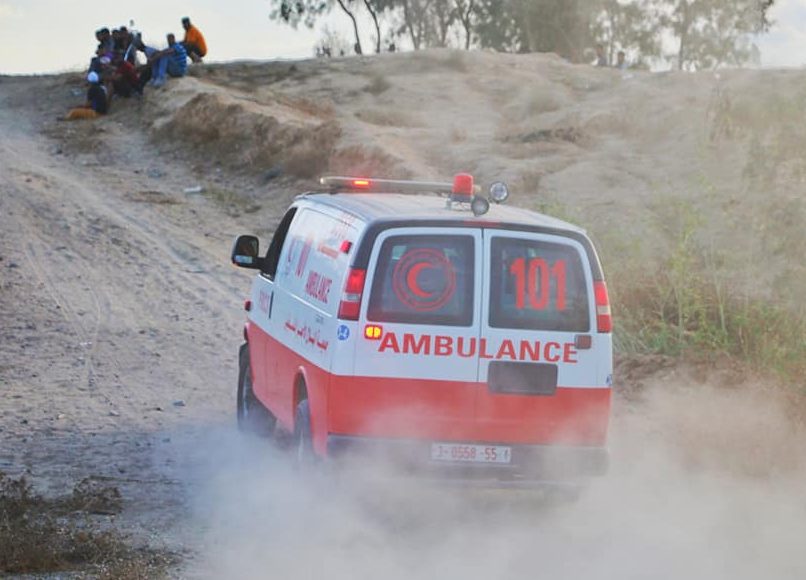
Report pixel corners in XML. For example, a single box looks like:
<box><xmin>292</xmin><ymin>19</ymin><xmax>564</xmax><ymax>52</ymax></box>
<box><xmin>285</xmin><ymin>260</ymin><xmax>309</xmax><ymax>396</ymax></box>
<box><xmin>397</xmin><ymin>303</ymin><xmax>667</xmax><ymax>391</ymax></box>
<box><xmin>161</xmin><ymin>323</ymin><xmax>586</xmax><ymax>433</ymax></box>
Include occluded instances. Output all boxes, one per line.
<box><xmin>67</xmin><ymin>17</ymin><xmax>207</xmax><ymax>120</ymax></box>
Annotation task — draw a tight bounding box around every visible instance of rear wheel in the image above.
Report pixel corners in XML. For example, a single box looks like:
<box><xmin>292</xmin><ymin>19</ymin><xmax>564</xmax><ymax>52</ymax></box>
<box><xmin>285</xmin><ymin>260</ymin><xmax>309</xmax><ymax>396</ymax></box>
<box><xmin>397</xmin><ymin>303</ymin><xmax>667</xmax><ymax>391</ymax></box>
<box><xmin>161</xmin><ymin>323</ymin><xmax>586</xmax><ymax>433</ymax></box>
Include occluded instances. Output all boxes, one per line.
<box><xmin>294</xmin><ymin>398</ymin><xmax>317</xmax><ymax>469</ymax></box>
<box><xmin>237</xmin><ymin>344</ymin><xmax>276</xmax><ymax>437</ymax></box>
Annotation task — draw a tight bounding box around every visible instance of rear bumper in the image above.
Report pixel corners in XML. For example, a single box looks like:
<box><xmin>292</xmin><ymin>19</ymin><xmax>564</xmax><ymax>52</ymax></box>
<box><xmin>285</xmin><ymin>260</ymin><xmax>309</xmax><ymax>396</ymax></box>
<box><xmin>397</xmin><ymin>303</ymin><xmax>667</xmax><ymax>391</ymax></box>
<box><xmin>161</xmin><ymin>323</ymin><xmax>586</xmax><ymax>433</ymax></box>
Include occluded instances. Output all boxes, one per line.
<box><xmin>326</xmin><ymin>435</ymin><xmax>608</xmax><ymax>485</ymax></box>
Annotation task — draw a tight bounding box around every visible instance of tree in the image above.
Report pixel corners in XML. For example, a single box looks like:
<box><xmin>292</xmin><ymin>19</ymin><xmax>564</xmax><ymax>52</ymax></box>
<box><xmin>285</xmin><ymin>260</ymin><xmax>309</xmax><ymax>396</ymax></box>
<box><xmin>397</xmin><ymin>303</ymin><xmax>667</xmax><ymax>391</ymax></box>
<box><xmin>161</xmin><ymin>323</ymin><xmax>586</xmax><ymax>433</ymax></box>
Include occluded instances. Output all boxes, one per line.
<box><xmin>397</xmin><ymin>0</ymin><xmax>434</xmax><ymax>50</ymax></box>
<box><xmin>665</xmin><ymin>0</ymin><xmax>775</xmax><ymax>70</ymax></box>
<box><xmin>271</xmin><ymin>0</ymin><xmax>776</xmax><ymax>67</ymax></box>
<box><xmin>270</xmin><ymin>0</ymin><xmax>365</xmax><ymax>54</ymax></box>
<box><xmin>453</xmin><ymin>0</ymin><xmax>478</xmax><ymax>50</ymax></box>
<box><xmin>473</xmin><ymin>0</ymin><xmax>525</xmax><ymax>52</ymax></box>
<box><xmin>517</xmin><ymin>0</ymin><xmax>596</xmax><ymax>62</ymax></box>
<box><xmin>592</xmin><ymin>0</ymin><xmax>664</xmax><ymax>66</ymax></box>
<box><xmin>430</xmin><ymin>0</ymin><xmax>456</xmax><ymax>47</ymax></box>
<box><xmin>363</xmin><ymin>0</ymin><xmax>383</xmax><ymax>53</ymax></box>
<box><xmin>473</xmin><ymin>0</ymin><xmax>598</xmax><ymax>60</ymax></box>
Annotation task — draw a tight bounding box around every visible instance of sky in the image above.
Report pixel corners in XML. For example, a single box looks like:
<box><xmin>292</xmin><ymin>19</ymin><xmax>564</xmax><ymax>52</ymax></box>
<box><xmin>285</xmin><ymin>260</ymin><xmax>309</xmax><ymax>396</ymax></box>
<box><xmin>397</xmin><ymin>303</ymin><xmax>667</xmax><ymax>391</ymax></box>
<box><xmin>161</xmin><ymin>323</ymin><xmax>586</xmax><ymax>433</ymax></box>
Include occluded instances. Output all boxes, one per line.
<box><xmin>0</xmin><ymin>0</ymin><xmax>806</xmax><ymax>75</ymax></box>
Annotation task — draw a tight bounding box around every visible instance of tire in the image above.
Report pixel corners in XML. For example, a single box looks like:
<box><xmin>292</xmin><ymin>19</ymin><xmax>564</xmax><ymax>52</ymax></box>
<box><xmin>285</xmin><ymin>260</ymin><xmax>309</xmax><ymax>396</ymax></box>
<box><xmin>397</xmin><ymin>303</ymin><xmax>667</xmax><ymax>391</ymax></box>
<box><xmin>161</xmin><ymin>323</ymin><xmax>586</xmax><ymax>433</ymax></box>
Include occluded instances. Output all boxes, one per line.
<box><xmin>237</xmin><ymin>344</ymin><xmax>276</xmax><ymax>437</ymax></box>
<box><xmin>293</xmin><ymin>398</ymin><xmax>317</xmax><ymax>470</ymax></box>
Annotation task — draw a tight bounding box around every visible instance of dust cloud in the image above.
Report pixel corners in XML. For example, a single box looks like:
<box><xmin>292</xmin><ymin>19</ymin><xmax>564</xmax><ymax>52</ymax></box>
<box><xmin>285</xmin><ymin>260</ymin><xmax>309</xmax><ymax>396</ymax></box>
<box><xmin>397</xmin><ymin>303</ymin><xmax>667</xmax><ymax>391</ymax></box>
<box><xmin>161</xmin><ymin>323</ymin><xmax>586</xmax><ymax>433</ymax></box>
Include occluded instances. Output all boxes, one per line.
<box><xmin>164</xmin><ymin>379</ymin><xmax>806</xmax><ymax>580</ymax></box>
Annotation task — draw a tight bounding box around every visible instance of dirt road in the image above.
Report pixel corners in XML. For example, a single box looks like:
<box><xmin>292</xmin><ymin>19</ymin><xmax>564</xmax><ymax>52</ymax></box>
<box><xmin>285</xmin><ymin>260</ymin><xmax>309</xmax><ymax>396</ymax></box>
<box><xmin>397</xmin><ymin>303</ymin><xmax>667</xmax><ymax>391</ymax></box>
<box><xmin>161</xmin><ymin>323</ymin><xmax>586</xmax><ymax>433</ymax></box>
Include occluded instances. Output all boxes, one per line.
<box><xmin>0</xmin><ymin>75</ymin><xmax>256</xmax><ymax>560</ymax></box>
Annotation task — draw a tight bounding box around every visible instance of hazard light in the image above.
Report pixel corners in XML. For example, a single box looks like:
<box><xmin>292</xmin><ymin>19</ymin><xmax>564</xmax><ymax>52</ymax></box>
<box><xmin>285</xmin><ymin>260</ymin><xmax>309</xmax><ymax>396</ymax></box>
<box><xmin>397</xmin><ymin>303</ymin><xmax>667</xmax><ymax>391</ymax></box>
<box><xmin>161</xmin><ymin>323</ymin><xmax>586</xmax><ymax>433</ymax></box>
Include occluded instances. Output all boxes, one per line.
<box><xmin>364</xmin><ymin>325</ymin><xmax>383</xmax><ymax>340</ymax></box>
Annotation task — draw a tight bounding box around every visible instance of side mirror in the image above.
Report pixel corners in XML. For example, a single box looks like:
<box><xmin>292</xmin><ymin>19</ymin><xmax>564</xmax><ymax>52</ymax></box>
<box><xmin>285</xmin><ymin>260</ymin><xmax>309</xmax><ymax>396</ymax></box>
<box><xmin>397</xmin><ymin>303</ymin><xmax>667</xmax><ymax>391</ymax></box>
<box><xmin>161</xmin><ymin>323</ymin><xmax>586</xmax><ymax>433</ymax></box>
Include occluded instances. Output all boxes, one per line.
<box><xmin>231</xmin><ymin>235</ymin><xmax>263</xmax><ymax>270</ymax></box>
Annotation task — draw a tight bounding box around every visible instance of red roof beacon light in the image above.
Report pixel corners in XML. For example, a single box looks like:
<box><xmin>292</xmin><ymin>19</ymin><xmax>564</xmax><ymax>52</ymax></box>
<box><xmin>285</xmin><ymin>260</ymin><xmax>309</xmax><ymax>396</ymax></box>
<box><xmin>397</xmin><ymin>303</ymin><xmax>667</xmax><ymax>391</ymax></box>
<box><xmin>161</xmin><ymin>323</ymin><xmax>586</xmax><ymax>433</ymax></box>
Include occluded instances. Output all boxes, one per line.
<box><xmin>451</xmin><ymin>173</ymin><xmax>475</xmax><ymax>202</ymax></box>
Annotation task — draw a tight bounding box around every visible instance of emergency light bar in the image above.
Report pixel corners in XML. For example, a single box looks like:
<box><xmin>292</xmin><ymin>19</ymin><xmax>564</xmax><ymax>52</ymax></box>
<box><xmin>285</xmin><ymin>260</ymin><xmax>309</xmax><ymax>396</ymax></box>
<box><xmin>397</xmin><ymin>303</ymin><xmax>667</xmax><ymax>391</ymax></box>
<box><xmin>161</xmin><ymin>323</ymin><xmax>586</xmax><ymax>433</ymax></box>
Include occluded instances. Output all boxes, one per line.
<box><xmin>319</xmin><ymin>174</ymin><xmax>509</xmax><ymax>217</ymax></box>
<box><xmin>320</xmin><ymin>176</ymin><xmax>482</xmax><ymax>196</ymax></box>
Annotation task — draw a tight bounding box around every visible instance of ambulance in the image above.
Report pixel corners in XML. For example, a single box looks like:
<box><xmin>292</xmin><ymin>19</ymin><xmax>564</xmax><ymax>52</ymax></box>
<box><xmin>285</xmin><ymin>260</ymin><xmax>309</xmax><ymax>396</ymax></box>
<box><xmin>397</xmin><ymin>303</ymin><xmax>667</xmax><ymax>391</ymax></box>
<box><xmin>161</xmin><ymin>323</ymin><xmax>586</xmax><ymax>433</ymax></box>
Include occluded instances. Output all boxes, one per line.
<box><xmin>231</xmin><ymin>174</ymin><xmax>612</xmax><ymax>485</ymax></box>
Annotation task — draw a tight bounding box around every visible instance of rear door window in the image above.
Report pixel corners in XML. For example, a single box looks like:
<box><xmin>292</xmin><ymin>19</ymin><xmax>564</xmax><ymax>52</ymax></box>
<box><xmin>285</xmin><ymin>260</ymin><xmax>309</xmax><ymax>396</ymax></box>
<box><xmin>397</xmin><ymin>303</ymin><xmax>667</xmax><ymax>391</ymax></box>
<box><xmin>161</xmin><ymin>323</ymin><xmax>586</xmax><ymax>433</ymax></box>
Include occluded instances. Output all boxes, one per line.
<box><xmin>367</xmin><ymin>235</ymin><xmax>474</xmax><ymax>327</ymax></box>
<box><xmin>489</xmin><ymin>237</ymin><xmax>590</xmax><ymax>332</ymax></box>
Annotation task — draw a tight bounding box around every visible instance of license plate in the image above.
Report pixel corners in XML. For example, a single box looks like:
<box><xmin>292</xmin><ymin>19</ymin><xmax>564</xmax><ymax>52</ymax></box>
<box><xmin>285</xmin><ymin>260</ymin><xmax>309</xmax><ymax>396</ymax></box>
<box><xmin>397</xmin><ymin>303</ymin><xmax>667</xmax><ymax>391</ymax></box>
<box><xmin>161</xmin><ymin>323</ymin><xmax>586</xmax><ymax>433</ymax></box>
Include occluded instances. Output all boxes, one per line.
<box><xmin>431</xmin><ymin>443</ymin><xmax>512</xmax><ymax>464</ymax></box>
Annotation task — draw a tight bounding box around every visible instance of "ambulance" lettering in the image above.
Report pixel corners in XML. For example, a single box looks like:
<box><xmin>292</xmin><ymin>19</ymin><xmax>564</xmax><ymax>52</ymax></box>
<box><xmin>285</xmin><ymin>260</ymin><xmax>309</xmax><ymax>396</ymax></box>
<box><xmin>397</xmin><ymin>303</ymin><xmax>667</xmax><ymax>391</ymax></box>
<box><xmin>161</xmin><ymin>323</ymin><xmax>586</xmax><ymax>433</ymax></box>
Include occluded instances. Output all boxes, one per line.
<box><xmin>378</xmin><ymin>333</ymin><xmax>578</xmax><ymax>363</ymax></box>
<box><xmin>304</xmin><ymin>270</ymin><xmax>332</xmax><ymax>304</ymax></box>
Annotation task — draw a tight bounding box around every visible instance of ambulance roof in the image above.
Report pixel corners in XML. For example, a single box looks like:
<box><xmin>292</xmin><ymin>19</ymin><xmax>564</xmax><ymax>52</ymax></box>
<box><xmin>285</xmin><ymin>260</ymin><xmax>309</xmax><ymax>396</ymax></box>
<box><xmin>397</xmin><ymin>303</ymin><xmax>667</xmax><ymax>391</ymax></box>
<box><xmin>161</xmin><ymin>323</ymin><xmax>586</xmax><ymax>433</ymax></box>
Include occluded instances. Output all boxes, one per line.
<box><xmin>301</xmin><ymin>193</ymin><xmax>587</xmax><ymax>235</ymax></box>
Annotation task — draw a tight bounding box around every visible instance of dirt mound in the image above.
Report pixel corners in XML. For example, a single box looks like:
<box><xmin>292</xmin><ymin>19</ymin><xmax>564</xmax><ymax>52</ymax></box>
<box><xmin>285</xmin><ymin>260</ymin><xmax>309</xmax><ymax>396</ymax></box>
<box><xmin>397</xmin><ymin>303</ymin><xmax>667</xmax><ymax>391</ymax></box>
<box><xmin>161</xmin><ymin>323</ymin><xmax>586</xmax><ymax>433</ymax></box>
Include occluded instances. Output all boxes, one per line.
<box><xmin>123</xmin><ymin>52</ymin><xmax>805</xmax><ymax>309</ymax></box>
<box><xmin>153</xmin><ymin>91</ymin><xmax>342</xmax><ymax>179</ymax></box>
<box><xmin>130</xmin><ymin>52</ymin><xmax>804</xmax><ymax>297</ymax></box>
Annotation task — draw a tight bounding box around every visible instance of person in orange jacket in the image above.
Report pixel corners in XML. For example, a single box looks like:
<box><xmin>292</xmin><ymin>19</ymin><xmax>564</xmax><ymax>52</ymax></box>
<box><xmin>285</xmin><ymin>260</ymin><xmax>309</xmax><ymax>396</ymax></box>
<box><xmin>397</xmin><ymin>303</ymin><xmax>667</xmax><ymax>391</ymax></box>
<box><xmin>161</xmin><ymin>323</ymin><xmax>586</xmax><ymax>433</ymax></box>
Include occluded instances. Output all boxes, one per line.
<box><xmin>181</xmin><ymin>17</ymin><xmax>207</xmax><ymax>63</ymax></box>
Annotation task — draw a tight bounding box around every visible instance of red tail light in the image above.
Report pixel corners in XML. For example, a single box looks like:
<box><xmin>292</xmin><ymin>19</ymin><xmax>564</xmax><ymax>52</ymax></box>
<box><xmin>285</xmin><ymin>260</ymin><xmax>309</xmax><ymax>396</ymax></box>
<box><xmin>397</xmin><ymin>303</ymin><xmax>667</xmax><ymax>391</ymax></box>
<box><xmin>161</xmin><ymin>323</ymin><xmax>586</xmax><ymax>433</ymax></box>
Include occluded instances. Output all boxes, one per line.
<box><xmin>594</xmin><ymin>281</ymin><xmax>612</xmax><ymax>333</ymax></box>
<box><xmin>338</xmin><ymin>268</ymin><xmax>367</xmax><ymax>320</ymax></box>
<box><xmin>352</xmin><ymin>179</ymin><xmax>370</xmax><ymax>188</ymax></box>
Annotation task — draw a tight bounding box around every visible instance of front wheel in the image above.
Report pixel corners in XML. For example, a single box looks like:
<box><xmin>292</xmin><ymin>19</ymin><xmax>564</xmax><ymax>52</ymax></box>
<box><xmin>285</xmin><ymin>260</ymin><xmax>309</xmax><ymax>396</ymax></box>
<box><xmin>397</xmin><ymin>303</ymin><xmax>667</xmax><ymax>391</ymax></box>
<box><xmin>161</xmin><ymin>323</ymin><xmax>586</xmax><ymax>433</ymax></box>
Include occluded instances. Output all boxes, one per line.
<box><xmin>237</xmin><ymin>344</ymin><xmax>276</xmax><ymax>437</ymax></box>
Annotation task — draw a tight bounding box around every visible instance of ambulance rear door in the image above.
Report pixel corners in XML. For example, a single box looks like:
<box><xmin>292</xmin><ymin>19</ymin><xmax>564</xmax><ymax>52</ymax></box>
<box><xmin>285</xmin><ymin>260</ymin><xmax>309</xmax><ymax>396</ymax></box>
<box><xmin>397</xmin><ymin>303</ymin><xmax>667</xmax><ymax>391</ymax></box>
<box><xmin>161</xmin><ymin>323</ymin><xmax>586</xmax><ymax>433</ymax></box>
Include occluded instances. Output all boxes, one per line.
<box><xmin>476</xmin><ymin>230</ymin><xmax>611</xmax><ymax>445</ymax></box>
<box><xmin>332</xmin><ymin>227</ymin><xmax>483</xmax><ymax>440</ymax></box>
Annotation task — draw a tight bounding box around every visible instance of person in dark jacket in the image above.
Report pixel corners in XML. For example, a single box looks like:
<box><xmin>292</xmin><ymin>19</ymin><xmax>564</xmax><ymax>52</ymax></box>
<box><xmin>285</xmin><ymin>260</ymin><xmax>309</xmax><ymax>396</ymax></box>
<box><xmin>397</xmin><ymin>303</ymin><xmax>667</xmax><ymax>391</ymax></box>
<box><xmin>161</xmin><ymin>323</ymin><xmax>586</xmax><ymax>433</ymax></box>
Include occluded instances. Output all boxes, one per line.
<box><xmin>66</xmin><ymin>71</ymin><xmax>109</xmax><ymax>120</ymax></box>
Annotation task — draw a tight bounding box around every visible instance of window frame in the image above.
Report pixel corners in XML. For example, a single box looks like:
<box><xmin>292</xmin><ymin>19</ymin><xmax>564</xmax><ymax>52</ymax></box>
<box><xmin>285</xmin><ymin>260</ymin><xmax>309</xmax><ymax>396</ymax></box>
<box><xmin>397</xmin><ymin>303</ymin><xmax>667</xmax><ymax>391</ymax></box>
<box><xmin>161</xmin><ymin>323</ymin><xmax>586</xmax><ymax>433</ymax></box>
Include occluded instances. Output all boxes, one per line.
<box><xmin>261</xmin><ymin>207</ymin><xmax>298</xmax><ymax>281</ymax></box>
<box><xmin>487</xmin><ymin>235</ymin><xmax>592</xmax><ymax>333</ymax></box>
<box><xmin>366</xmin><ymin>233</ymin><xmax>477</xmax><ymax>328</ymax></box>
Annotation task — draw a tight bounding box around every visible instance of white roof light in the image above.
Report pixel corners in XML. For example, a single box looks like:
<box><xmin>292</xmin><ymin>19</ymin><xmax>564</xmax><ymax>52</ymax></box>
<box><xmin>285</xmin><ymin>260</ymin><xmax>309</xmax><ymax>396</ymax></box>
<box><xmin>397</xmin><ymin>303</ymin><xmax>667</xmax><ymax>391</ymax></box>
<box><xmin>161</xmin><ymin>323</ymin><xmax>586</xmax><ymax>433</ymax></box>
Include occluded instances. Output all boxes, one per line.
<box><xmin>489</xmin><ymin>182</ymin><xmax>510</xmax><ymax>204</ymax></box>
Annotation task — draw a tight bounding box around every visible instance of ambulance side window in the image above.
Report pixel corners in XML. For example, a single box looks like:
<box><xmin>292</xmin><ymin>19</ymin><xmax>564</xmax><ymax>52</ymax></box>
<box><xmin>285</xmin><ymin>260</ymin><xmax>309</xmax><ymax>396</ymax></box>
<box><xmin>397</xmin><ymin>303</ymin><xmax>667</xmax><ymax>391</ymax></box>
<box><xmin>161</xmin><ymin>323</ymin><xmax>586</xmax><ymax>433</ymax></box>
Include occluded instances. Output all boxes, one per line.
<box><xmin>262</xmin><ymin>208</ymin><xmax>298</xmax><ymax>280</ymax></box>
<box><xmin>367</xmin><ymin>235</ymin><xmax>474</xmax><ymax>327</ymax></box>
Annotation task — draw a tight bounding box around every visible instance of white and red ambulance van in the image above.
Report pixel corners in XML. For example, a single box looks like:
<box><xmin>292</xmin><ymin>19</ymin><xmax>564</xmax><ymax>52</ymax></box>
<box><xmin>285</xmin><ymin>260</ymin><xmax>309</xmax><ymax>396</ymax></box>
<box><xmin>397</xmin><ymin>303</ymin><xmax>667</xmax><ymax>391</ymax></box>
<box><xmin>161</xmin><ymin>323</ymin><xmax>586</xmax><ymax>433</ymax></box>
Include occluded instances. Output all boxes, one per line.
<box><xmin>231</xmin><ymin>175</ymin><xmax>612</xmax><ymax>485</ymax></box>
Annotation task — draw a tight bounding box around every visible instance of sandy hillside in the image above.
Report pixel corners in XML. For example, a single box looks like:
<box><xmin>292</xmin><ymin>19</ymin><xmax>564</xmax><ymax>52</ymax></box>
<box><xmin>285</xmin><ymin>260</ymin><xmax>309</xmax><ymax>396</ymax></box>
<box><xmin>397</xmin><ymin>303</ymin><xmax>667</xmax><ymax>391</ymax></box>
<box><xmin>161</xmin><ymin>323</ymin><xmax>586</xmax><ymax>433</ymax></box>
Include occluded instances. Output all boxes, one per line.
<box><xmin>156</xmin><ymin>51</ymin><xmax>805</xmax><ymax>299</ymax></box>
<box><xmin>1</xmin><ymin>50</ymin><xmax>805</xmax><ymax>578</ymax></box>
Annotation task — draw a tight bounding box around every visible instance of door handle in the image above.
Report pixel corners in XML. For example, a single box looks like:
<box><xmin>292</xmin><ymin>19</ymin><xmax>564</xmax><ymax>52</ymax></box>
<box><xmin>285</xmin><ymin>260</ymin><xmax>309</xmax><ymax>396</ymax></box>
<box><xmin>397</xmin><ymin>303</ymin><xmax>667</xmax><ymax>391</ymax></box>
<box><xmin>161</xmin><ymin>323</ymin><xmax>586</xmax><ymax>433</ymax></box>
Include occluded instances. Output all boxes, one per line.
<box><xmin>268</xmin><ymin>291</ymin><xmax>274</xmax><ymax>319</ymax></box>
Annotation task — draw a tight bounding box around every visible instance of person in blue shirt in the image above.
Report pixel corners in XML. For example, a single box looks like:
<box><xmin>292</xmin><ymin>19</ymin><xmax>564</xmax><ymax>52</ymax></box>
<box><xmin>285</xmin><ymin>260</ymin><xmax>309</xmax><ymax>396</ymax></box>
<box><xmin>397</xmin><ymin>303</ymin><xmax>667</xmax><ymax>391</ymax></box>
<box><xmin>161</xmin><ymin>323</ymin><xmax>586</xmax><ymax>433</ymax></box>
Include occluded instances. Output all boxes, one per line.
<box><xmin>149</xmin><ymin>33</ymin><xmax>188</xmax><ymax>88</ymax></box>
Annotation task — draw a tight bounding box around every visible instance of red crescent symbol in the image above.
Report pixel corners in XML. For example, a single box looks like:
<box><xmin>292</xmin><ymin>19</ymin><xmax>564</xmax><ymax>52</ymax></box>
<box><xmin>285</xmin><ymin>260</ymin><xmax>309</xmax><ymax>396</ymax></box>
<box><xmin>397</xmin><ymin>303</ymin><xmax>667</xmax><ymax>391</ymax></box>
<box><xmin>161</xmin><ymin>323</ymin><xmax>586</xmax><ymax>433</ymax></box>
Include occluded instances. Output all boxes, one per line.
<box><xmin>406</xmin><ymin>262</ymin><xmax>435</xmax><ymax>298</ymax></box>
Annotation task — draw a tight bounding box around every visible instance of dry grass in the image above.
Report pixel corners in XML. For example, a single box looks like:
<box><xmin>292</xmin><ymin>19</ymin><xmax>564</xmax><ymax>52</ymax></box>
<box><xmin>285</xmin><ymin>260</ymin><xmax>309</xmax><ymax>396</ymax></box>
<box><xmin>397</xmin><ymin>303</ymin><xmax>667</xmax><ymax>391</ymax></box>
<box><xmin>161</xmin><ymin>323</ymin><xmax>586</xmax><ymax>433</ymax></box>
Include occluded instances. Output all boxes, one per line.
<box><xmin>449</xmin><ymin>126</ymin><xmax>468</xmax><ymax>143</ymax></box>
<box><xmin>522</xmin><ymin>87</ymin><xmax>564</xmax><ymax>116</ymax></box>
<box><xmin>327</xmin><ymin>145</ymin><xmax>409</xmax><ymax>179</ymax></box>
<box><xmin>364</xmin><ymin>74</ymin><xmax>392</xmax><ymax>96</ymax></box>
<box><xmin>355</xmin><ymin>108</ymin><xmax>421</xmax><ymax>128</ymax></box>
<box><xmin>124</xmin><ymin>190</ymin><xmax>183</xmax><ymax>205</ymax></box>
<box><xmin>43</xmin><ymin>121</ymin><xmax>105</xmax><ymax>155</ymax></box>
<box><xmin>441</xmin><ymin>50</ymin><xmax>469</xmax><ymax>73</ymax></box>
<box><xmin>277</xmin><ymin>94</ymin><xmax>336</xmax><ymax>119</ymax></box>
<box><xmin>202</xmin><ymin>187</ymin><xmax>261</xmax><ymax>216</ymax></box>
<box><xmin>0</xmin><ymin>471</ymin><xmax>174</xmax><ymax>577</ymax></box>
<box><xmin>152</xmin><ymin>93</ymin><xmax>342</xmax><ymax>178</ymax></box>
